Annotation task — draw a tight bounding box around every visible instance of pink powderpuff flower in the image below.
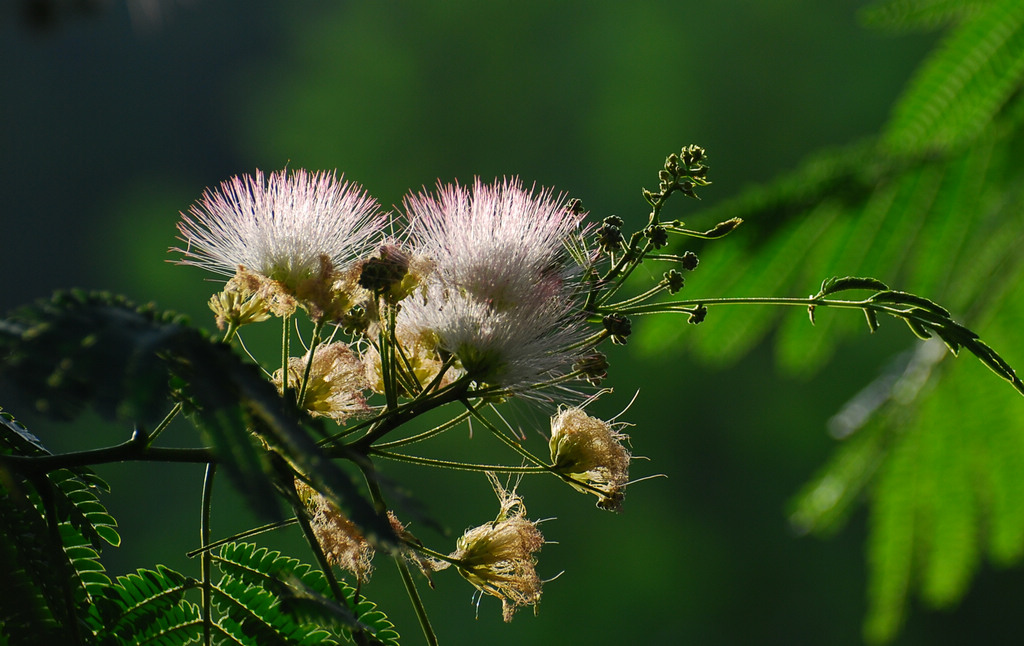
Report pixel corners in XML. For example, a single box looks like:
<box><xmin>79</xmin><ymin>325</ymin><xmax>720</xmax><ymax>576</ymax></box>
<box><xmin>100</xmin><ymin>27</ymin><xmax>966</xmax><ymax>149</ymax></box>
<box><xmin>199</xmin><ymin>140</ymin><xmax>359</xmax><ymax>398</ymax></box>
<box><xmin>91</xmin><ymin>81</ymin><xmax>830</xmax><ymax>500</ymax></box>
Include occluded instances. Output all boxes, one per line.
<box><xmin>173</xmin><ymin>169</ymin><xmax>386</xmax><ymax>290</ymax></box>
<box><xmin>400</xmin><ymin>178</ymin><xmax>591</xmax><ymax>390</ymax></box>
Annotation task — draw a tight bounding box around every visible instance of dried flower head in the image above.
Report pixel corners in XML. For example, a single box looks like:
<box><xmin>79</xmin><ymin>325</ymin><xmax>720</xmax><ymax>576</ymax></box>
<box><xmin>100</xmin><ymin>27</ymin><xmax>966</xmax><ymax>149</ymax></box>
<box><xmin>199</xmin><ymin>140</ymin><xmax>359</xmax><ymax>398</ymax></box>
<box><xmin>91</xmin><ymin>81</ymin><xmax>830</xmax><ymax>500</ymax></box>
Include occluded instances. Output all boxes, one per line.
<box><xmin>400</xmin><ymin>178</ymin><xmax>591</xmax><ymax>390</ymax></box>
<box><xmin>295</xmin><ymin>480</ymin><xmax>374</xmax><ymax>582</ymax></box>
<box><xmin>208</xmin><ymin>267</ymin><xmax>273</xmax><ymax>330</ymax></box>
<box><xmin>388</xmin><ymin>511</ymin><xmax>450</xmax><ymax>586</ymax></box>
<box><xmin>362</xmin><ymin>324</ymin><xmax>460</xmax><ymax>396</ymax></box>
<box><xmin>273</xmin><ymin>343</ymin><xmax>369</xmax><ymax>423</ymax></box>
<box><xmin>450</xmin><ymin>473</ymin><xmax>544</xmax><ymax>621</ymax></box>
<box><xmin>173</xmin><ymin>169</ymin><xmax>385</xmax><ymax>319</ymax></box>
<box><xmin>549</xmin><ymin>407</ymin><xmax>631</xmax><ymax>512</ymax></box>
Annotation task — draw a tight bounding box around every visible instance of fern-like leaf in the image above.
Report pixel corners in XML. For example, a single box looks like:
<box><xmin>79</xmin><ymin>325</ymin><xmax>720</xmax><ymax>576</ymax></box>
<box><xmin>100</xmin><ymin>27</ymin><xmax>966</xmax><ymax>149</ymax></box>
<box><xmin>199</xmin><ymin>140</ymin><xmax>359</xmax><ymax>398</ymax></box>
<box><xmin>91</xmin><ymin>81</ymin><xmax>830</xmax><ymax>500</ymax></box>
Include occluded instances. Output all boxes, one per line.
<box><xmin>124</xmin><ymin>599</ymin><xmax>202</xmax><ymax>646</ymax></box>
<box><xmin>0</xmin><ymin>291</ymin><xmax>395</xmax><ymax>541</ymax></box>
<box><xmin>213</xmin><ymin>577</ymin><xmax>336</xmax><ymax>646</ymax></box>
<box><xmin>635</xmin><ymin>3</ymin><xmax>1024</xmax><ymax>639</ymax></box>
<box><xmin>860</xmin><ymin>0</ymin><xmax>989</xmax><ymax>33</ymax></box>
<box><xmin>0</xmin><ymin>479</ymin><xmax>78</xmax><ymax>646</ymax></box>
<box><xmin>883</xmin><ymin>0</ymin><xmax>1024</xmax><ymax>153</ymax></box>
<box><xmin>0</xmin><ymin>290</ymin><xmax>191</xmax><ymax>425</ymax></box>
<box><xmin>50</xmin><ymin>468</ymin><xmax>121</xmax><ymax>549</ymax></box>
<box><xmin>214</xmin><ymin>542</ymin><xmax>399</xmax><ymax>646</ymax></box>
<box><xmin>87</xmin><ymin>565</ymin><xmax>198</xmax><ymax>645</ymax></box>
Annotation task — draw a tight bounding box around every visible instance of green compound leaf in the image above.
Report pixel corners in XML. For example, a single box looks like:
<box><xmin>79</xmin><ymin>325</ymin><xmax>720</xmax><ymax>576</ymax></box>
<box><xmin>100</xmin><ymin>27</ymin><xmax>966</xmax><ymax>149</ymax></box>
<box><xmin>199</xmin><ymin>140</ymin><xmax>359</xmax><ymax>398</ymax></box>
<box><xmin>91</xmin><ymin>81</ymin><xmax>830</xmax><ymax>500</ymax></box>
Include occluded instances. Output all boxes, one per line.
<box><xmin>860</xmin><ymin>0</ymin><xmax>990</xmax><ymax>33</ymax></box>
<box><xmin>792</xmin><ymin>266</ymin><xmax>1024</xmax><ymax>643</ymax></box>
<box><xmin>637</xmin><ymin>4</ymin><xmax>1024</xmax><ymax>640</ymax></box>
<box><xmin>87</xmin><ymin>565</ymin><xmax>199</xmax><ymax>646</ymax></box>
<box><xmin>0</xmin><ymin>291</ymin><xmax>394</xmax><ymax>542</ymax></box>
<box><xmin>49</xmin><ymin>468</ymin><xmax>121</xmax><ymax>549</ymax></box>
<box><xmin>118</xmin><ymin>599</ymin><xmax>202</xmax><ymax>646</ymax></box>
<box><xmin>214</xmin><ymin>542</ymin><xmax>399</xmax><ymax>646</ymax></box>
<box><xmin>1</xmin><ymin>410</ymin><xmax>121</xmax><ymax>551</ymax></box>
<box><xmin>0</xmin><ymin>410</ymin><xmax>123</xmax><ymax>645</ymax></box>
<box><xmin>0</xmin><ymin>480</ymin><xmax>78</xmax><ymax>646</ymax></box>
<box><xmin>882</xmin><ymin>0</ymin><xmax>1024</xmax><ymax>154</ymax></box>
<box><xmin>816</xmin><ymin>276</ymin><xmax>891</xmax><ymax>297</ymax></box>
<box><xmin>0</xmin><ymin>290</ymin><xmax>192</xmax><ymax>425</ymax></box>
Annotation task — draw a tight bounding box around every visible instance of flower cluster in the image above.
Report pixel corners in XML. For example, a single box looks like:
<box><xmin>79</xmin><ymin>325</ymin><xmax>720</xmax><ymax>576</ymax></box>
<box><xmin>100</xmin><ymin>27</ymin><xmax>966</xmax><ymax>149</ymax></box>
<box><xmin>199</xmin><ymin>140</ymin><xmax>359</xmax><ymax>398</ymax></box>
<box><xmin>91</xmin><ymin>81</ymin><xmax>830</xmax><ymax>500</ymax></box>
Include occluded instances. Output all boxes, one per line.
<box><xmin>398</xmin><ymin>178</ymin><xmax>591</xmax><ymax>391</ymax></box>
<box><xmin>174</xmin><ymin>169</ymin><xmax>384</xmax><ymax>321</ymax></box>
<box><xmin>172</xmin><ymin>153</ymin><xmax>711</xmax><ymax>625</ymax></box>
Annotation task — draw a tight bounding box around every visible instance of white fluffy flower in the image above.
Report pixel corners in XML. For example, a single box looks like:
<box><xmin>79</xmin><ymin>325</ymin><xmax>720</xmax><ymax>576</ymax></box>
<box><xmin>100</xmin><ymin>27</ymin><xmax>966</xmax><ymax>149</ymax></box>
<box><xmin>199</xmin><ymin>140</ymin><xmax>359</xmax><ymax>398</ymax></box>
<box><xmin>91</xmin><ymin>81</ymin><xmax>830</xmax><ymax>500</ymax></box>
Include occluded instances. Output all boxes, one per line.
<box><xmin>400</xmin><ymin>178</ymin><xmax>590</xmax><ymax>390</ymax></box>
<box><xmin>405</xmin><ymin>178</ymin><xmax>583</xmax><ymax>309</ymax></box>
<box><xmin>174</xmin><ymin>169</ymin><xmax>385</xmax><ymax>288</ymax></box>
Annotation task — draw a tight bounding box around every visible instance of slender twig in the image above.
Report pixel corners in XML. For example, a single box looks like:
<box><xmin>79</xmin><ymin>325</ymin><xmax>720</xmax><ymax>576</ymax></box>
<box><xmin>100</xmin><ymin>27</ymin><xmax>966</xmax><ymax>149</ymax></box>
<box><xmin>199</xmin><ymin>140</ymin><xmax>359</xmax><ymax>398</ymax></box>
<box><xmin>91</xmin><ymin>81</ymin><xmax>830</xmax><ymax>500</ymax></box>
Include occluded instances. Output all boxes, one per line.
<box><xmin>460</xmin><ymin>400</ymin><xmax>616</xmax><ymax>498</ymax></box>
<box><xmin>201</xmin><ymin>464</ymin><xmax>216</xmax><ymax>646</ymax></box>
<box><xmin>0</xmin><ymin>433</ymin><xmax>213</xmax><ymax>474</ymax></box>
<box><xmin>395</xmin><ymin>558</ymin><xmax>439</xmax><ymax>646</ymax></box>
<box><xmin>369</xmin><ymin>448</ymin><xmax>550</xmax><ymax>473</ymax></box>
<box><xmin>612</xmin><ymin>294</ymin><xmax>927</xmax><ymax>316</ymax></box>
<box><xmin>343</xmin><ymin>377</ymin><xmax>472</xmax><ymax>452</ymax></box>
<box><xmin>145</xmin><ymin>402</ymin><xmax>183</xmax><ymax>446</ymax></box>
<box><xmin>602</xmin><ymin>283</ymin><xmax>669</xmax><ymax>310</ymax></box>
<box><xmin>383</xmin><ymin>304</ymin><xmax>400</xmax><ymax>411</ymax></box>
<box><xmin>356</xmin><ymin>458</ymin><xmax>439</xmax><ymax>646</ymax></box>
<box><xmin>410</xmin><ymin>355</ymin><xmax>458</xmax><ymax>401</ymax></box>
<box><xmin>280</xmin><ymin>313</ymin><xmax>291</xmax><ymax>394</ymax></box>
<box><xmin>186</xmin><ymin>517</ymin><xmax>298</xmax><ymax>558</ymax></box>
<box><xmin>297</xmin><ymin>319</ymin><xmax>326</xmax><ymax>409</ymax></box>
<box><xmin>373</xmin><ymin>408</ymin><xmax>472</xmax><ymax>449</ymax></box>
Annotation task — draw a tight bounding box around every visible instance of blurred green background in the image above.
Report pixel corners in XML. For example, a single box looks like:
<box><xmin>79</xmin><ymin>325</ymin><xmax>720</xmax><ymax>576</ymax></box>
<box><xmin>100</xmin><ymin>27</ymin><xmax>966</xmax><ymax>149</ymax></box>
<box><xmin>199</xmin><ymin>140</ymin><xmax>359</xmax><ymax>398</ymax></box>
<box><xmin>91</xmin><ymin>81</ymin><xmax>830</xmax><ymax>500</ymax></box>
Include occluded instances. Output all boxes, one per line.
<box><xmin>4</xmin><ymin>1</ymin><xmax>1023</xmax><ymax>644</ymax></box>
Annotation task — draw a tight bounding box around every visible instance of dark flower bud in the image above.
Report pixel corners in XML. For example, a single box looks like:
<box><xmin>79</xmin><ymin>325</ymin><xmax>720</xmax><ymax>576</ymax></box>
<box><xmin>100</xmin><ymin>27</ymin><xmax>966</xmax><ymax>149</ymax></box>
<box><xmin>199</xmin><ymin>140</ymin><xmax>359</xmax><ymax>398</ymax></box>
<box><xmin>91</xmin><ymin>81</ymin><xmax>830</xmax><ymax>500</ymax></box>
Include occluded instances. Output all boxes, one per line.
<box><xmin>603</xmin><ymin>313</ymin><xmax>632</xmax><ymax>344</ymax></box>
<box><xmin>681</xmin><ymin>251</ymin><xmax>699</xmax><ymax>271</ymax></box>
<box><xmin>645</xmin><ymin>225</ymin><xmax>668</xmax><ymax>249</ymax></box>
<box><xmin>596</xmin><ymin>221</ymin><xmax>624</xmax><ymax>252</ymax></box>
<box><xmin>688</xmin><ymin>304</ymin><xmax>707</xmax><ymax>325</ymax></box>
<box><xmin>663</xmin><ymin>269</ymin><xmax>685</xmax><ymax>294</ymax></box>
<box><xmin>574</xmin><ymin>352</ymin><xmax>610</xmax><ymax>385</ymax></box>
<box><xmin>358</xmin><ymin>245</ymin><xmax>410</xmax><ymax>294</ymax></box>
<box><xmin>566</xmin><ymin>198</ymin><xmax>586</xmax><ymax>215</ymax></box>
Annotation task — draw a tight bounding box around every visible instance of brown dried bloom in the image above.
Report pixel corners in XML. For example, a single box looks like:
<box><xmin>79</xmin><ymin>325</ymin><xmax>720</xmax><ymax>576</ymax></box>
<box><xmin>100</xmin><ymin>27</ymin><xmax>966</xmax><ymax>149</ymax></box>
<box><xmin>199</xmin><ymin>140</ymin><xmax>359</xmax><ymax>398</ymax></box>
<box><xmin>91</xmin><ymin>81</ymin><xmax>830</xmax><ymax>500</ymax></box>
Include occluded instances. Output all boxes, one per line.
<box><xmin>274</xmin><ymin>343</ymin><xmax>369</xmax><ymax>423</ymax></box>
<box><xmin>208</xmin><ymin>267</ymin><xmax>273</xmax><ymax>330</ymax></box>
<box><xmin>450</xmin><ymin>473</ymin><xmax>544</xmax><ymax>622</ymax></box>
<box><xmin>295</xmin><ymin>480</ymin><xmax>374</xmax><ymax>582</ymax></box>
<box><xmin>363</xmin><ymin>323</ymin><xmax>460</xmax><ymax>396</ymax></box>
<box><xmin>388</xmin><ymin>511</ymin><xmax>449</xmax><ymax>586</ymax></box>
<box><xmin>549</xmin><ymin>407</ymin><xmax>631</xmax><ymax>512</ymax></box>
<box><xmin>205</xmin><ymin>256</ymin><xmax>367</xmax><ymax>325</ymax></box>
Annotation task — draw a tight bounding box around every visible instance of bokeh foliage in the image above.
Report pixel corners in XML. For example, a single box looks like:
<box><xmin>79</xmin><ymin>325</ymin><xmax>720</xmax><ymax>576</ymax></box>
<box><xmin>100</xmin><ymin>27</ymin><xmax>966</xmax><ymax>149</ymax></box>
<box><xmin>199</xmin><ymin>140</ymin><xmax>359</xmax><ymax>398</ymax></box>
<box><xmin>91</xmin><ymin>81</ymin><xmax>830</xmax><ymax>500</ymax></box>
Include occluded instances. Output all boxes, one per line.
<box><xmin>4</xmin><ymin>0</ymin><xmax>1024</xmax><ymax>644</ymax></box>
<box><xmin>638</xmin><ymin>0</ymin><xmax>1024</xmax><ymax>640</ymax></box>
